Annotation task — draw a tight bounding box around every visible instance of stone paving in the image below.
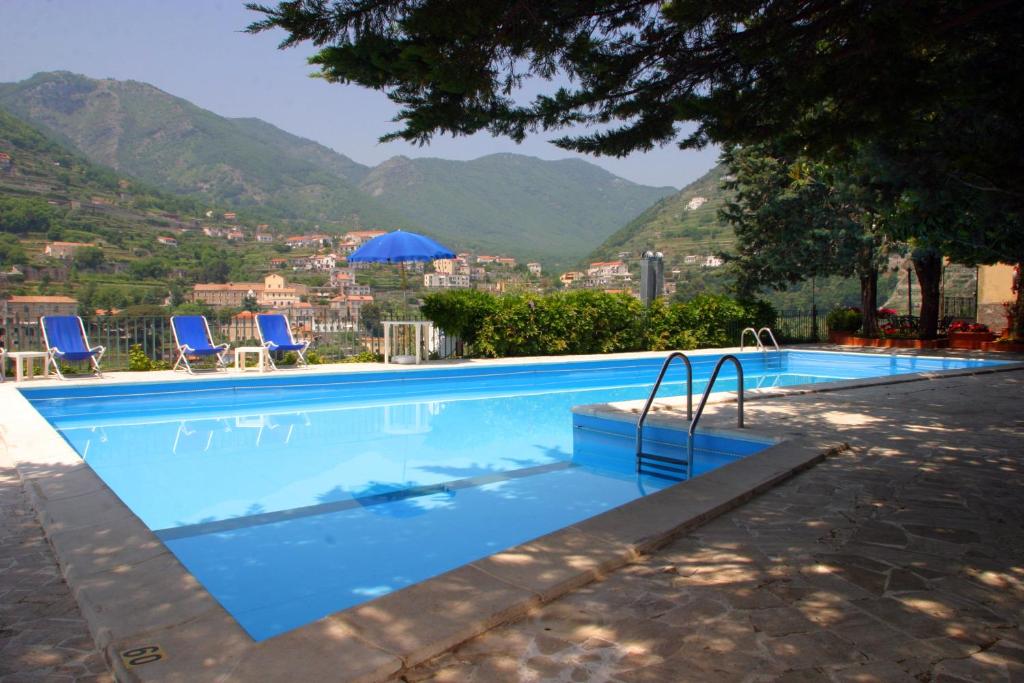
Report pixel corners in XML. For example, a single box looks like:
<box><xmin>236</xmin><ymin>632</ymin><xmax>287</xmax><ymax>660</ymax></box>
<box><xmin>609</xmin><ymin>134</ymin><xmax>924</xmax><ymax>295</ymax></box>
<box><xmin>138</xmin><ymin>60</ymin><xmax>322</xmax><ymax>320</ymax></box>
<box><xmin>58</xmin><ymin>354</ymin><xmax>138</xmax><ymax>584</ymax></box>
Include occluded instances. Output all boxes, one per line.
<box><xmin>1</xmin><ymin>368</ymin><xmax>1022</xmax><ymax>682</ymax></box>
<box><xmin>406</xmin><ymin>371</ymin><xmax>1024</xmax><ymax>682</ymax></box>
<box><xmin>0</xmin><ymin>463</ymin><xmax>112</xmax><ymax>683</ymax></box>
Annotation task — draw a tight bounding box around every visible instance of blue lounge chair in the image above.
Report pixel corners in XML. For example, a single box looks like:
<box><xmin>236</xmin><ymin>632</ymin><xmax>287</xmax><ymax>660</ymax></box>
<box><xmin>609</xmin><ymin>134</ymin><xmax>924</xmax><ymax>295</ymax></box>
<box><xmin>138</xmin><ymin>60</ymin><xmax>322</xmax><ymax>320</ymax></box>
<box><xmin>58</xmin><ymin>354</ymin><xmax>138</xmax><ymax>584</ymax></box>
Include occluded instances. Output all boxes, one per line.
<box><xmin>171</xmin><ymin>315</ymin><xmax>229</xmax><ymax>373</ymax></box>
<box><xmin>41</xmin><ymin>315</ymin><xmax>105</xmax><ymax>380</ymax></box>
<box><xmin>256</xmin><ymin>313</ymin><xmax>309</xmax><ymax>369</ymax></box>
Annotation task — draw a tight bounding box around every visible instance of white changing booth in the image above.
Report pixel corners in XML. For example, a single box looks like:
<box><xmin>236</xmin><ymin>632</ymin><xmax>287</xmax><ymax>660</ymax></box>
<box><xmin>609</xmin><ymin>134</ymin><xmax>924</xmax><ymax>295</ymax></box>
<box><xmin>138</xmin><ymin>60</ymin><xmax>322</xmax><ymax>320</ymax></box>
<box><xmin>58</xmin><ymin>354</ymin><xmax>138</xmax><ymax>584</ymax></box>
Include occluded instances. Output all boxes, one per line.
<box><xmin>382</xmin><ymin>320</ymin><xmax>433</xmax><ymax>364</ymax></box>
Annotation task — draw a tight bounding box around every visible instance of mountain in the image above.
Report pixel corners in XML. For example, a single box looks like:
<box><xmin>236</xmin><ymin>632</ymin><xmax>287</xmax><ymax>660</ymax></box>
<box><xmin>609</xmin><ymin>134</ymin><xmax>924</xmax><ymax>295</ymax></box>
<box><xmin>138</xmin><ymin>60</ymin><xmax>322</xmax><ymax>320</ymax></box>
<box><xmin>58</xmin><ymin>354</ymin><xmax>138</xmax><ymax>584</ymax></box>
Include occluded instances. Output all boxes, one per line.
<box><xmin>359</xmin><ymin>154</ymin><xmax>675</xmax><ymax>262</ymax></box>
<box><xmin>0</xmin><ymin>72</ymin><xmax>676</xmax><ymax>264</ymax></box>
<box><xmin>588</xmin><ymin>163</ymin><xmax>733</xmax><ymax>265</ymax></box>
<box><xmin>0</xmin><ymin>71</ymin><xmax>408</xmax><ymax>230</ymax></box>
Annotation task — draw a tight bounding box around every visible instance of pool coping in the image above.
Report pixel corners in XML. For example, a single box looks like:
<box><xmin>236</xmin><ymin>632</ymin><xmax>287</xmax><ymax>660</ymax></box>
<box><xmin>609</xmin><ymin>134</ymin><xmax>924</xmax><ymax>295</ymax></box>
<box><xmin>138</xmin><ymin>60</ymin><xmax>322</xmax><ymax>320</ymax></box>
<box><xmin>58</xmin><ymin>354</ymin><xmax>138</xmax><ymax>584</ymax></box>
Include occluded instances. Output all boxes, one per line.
<box><xmin>1</xmin><ymin>348</ymin><xmax>1021</xmax><ymax>682</ymax></box>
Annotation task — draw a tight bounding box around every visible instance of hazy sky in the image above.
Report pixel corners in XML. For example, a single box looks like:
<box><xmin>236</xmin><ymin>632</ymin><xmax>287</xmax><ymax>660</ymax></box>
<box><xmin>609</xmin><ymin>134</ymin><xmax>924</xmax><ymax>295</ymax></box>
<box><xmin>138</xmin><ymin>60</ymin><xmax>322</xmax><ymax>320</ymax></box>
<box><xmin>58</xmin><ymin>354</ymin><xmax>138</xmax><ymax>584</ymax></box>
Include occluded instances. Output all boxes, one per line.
<box><xmin>0</xmin><ymin>0</ymin><xmax>719</xmax><ymax>189</ymax></box>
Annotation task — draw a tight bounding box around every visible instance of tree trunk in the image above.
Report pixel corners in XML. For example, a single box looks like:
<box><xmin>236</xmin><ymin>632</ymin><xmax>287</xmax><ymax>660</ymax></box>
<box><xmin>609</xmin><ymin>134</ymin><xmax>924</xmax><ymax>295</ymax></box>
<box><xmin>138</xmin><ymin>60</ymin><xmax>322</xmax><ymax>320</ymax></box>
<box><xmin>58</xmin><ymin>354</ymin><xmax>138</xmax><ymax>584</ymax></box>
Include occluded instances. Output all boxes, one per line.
<box><xmin>913</xmin><ymin>248</ymin><xmax>942</xmax><ymax>339</ymax></box>
<box><xmin>1014</xmin><ymin>263</ymin><xmax>1024</xmax><ymax>340</ymax></box>
<box><xmin>857</xmin><ymin>244</ymin><xmax>878</xmax><ymax>336</ymax></box>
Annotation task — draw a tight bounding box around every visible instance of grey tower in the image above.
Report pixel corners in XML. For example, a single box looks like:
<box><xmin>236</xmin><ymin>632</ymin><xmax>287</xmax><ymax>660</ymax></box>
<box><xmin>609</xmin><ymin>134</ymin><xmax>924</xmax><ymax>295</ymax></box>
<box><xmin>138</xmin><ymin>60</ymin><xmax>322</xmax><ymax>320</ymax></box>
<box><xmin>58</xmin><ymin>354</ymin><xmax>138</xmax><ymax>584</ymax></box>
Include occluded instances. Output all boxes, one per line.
<box><xmin>640</xmin><ymin>251</ymin><xmax>664</xmax><ymax>305</ymax></box>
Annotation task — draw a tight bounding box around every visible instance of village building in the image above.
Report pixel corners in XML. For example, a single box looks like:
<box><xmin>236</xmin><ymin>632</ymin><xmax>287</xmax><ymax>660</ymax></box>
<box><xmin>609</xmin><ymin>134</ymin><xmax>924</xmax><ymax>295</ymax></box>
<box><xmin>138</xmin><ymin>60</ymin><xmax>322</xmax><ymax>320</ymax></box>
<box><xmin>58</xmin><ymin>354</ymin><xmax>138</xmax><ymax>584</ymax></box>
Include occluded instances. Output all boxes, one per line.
<box><xmin>157</xmin><ymin>236</ymin><xmax>178</xmax><ymax>247</ymax></box>
<box><xmin>191</xmin><ymin>274</ymin><xmax>308</xmax><ymax>309</ymax></box>
<box><xmin>560</xmin><ymin>271</ymin><xmax>586</xmax><ymax>287</ymax></box>
<box><xmin>424</xmin><ymin>273</ymin><xmax>471</xmax><ymax>289</ymax></box>
<box><xmin>1</xmin><ymin>295</ymin><xmax>79</xmax><ymax>321</ymax></box>
<box><xmin>527</xmin><ymin>262</ymin><xmax>542</xmax><ymax>276</ymax></box>
<box><xmin>587</xmin><ymin>261</ymin><xmax>629</xmax><ymax>278</ymax></box>
<box><xmin>44</xmin><ymin>242</ymin><xmax>96</xmax><ymax>260</ymax></box>
<box><xmin>255</xmin><ymin>233</ymin><xmax>274</xmax><ymax>243</ymax></box>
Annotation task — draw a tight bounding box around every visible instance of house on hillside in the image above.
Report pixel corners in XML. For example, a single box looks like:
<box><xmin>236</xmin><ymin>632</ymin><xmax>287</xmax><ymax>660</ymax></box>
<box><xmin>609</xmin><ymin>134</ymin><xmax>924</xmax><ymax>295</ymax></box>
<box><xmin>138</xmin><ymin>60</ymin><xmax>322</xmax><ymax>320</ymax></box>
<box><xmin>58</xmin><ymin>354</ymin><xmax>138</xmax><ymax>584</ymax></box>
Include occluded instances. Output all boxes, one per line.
<box><xmin>424</xmin><ymin>273</ymin><xmax>470</xmax><ymax>289</ymax></box>
<box><xmin>45</xmin><ymin>241</ymin><xmax>96</xmax><ymax>259</ymax></box>
<box><xmin>344</xmin><ymin>230</ymin><xmax>386</xmax><ymax>245</ymax></box>
<box><xmin>702</xmin><ymin>255</ymin><xmax>724</xmax><ymax>268</ymax></box>
<box><xmin>495</xmin><ymin>257</ymin><xmax>517</xmax><ymax>267</ymax></box>
<box><xmin>1</xmin><ymin>296</ymin><xmax>79</xmax><ymax>330</ymax></box>
<box><xmin>223</xmin><ymin>212</ymin><xmax>237</xmax><ymax>221</ymax></box>
<box><xmin>587</xmin><ymin>261</ymin><xmax>629</xmax><ymax>278</ymax></box>
<box><xmin>255</xmin><ymin>233</ymin><xmax>274</xmax><ymax>243</ymax></box>
<box><xmin>527</xmin><ymin>262</ymin><xmax>542</xmax><ymax>276</ymax></box>
<box><xmin>226</xmin><ymin>230</ymin><xmax>245</xmax><ymax>241</ymax></box>
<box><xmin>560</xmin><ymin>271</ymin><xmax>586</xmax><ymax>286</ymax></box>
<box><xmin>157</xmin><ymin>236</ymin><xmax>178</xmax><ymax>247</ymax></box>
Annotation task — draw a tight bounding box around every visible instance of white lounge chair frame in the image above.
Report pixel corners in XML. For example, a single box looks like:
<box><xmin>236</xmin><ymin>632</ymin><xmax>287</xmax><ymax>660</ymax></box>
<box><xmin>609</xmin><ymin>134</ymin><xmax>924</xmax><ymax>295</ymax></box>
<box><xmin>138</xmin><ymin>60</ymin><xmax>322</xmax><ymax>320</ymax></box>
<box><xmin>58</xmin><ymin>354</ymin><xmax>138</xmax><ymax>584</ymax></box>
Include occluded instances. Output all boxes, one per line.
<box><xmin>41</xmin><ymin>315</ymin><xmax>105</xmax><ymax>380</ymax></box>
<box><xmin>256</xmin><ymin>314</ymin><xmax>310</xmax><ymax>370</ymax></box>
<box><xmin>171</xmin><ymin>316</ymin><xmax>230</xmax><ymax>374</ymax></box>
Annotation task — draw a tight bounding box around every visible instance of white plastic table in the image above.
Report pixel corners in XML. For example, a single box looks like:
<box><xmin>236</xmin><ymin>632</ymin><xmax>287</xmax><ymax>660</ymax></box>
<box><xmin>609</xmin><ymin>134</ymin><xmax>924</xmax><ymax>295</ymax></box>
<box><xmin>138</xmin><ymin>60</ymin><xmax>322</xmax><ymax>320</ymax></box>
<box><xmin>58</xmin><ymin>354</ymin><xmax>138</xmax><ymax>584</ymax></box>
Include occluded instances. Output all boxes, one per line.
<box><xmin>6</xmin><ymin>351</ymin><xmax>51</xmax><ymax>381</ymax></box>
<box><xmin>382</xmin><ymin>321</ymin><xmax>432</xmax><ymax>364</ymax></box>
<box><xmin>234</xmin><ymin>346</ymin><xmax>269</xmax><ymax>372</ymax></box>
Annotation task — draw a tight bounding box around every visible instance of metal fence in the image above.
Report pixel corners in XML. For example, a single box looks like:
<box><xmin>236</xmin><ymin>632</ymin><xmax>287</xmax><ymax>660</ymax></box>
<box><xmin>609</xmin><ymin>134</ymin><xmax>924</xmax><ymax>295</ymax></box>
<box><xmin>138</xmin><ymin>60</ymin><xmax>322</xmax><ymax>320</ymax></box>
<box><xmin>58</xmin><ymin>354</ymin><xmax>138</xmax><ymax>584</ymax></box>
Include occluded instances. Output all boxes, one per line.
<box><xmin>0</xmin><ymin>312</ymin><xmax>455</xmax><ymax>370</ymax></box>
<box><xmin>1</xmin><ymin>305</ymin><xmax>946</xmax><ymax>371</ymax></box>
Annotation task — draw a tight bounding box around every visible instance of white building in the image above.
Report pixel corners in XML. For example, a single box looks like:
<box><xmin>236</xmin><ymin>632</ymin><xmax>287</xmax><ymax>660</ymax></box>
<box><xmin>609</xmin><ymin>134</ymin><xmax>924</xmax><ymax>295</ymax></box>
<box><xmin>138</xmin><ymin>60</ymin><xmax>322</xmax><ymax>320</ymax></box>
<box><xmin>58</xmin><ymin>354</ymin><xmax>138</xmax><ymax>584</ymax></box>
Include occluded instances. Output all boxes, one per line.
<box><xmin>424</xmin><ymin>273</ymin><xmax>471</xmax><ymax>289</ymax></box>
<box><xmin>527</xmin><ymin>262</ymin><xmax>542</xmax><ymax>276</ymax></box>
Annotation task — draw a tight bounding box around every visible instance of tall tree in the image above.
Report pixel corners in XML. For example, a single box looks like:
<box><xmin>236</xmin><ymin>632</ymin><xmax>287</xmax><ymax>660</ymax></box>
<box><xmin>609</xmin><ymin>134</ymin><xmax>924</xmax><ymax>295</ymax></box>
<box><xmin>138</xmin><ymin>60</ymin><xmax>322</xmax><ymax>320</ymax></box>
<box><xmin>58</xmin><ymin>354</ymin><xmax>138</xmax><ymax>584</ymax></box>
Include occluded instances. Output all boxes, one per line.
<box><xmin>721</xmin><ymin>144</ymin><xmax>885</xmax><ymax>335</ymax></box>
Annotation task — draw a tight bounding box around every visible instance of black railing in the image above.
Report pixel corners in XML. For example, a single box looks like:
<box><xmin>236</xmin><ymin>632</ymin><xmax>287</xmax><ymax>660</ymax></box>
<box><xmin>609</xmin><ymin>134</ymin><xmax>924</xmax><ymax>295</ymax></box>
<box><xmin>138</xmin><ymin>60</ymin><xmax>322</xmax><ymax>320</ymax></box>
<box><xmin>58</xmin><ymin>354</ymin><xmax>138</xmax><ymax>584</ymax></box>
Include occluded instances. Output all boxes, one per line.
<box><xmin>0</xmin><ymin>312</ymin><xmax>454</xmax><ymax>370</ymax></box>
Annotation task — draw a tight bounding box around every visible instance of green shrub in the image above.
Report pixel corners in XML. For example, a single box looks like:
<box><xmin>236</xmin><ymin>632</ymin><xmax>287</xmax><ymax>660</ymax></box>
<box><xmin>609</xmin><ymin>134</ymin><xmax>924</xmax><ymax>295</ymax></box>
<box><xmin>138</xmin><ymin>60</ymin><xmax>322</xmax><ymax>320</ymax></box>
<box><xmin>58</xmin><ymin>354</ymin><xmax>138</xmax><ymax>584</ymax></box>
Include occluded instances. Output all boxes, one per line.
<box><xmin>306</xmin><ymin>350</ymin><xmax>326</xmax><ymax>365</ymax></box>
<box><xmin>421</xmin><ymin>289</ymin><xmax>498</xmax><ymax>347</ymax></box>
<box><xmin>281</xmin><ymin>351</ymin><xmax>299</xmax><ymax>366</ymax></box>
<box><xmin>422</xmin><ymin>289</ymin><xmax>774</xmax><ymax>358</ymax></box>
<box><xmin>128</xmin><ymin>344</ymin><xmax>153</xmax><ymax>371</ymax></box>
<box><xmin>826</xmin><ymin>307</ymin><xmax>863</xmax><ymax>333</ymax></box>
<box><xmin>341</xmin><ymin>350</ymin><xmax>381</xmax><ymax>363</ymax></box>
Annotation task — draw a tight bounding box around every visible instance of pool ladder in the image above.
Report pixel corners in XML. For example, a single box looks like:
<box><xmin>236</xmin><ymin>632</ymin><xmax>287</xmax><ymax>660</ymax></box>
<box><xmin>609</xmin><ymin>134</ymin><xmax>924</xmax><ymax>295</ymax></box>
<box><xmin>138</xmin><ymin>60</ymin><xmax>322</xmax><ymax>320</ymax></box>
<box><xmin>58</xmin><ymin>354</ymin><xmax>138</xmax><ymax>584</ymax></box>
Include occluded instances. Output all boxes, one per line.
<box><xmin>740</xmin><ymin>326</ymin><xmax>781</xmax><ymax>352</ymax></box>
<box><xmin>635</xmin><ymin>352</ymin><xmax>744</xmax><ymax>481</ymax></box>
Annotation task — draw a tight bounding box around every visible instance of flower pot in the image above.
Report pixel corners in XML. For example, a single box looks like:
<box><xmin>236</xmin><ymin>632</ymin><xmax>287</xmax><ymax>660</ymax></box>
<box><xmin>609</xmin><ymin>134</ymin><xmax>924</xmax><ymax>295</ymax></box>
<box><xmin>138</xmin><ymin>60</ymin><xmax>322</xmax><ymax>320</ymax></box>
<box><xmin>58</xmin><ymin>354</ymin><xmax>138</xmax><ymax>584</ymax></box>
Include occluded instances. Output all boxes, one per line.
<box><xmin>829</xmin><ymin>334</ymin><xmax>949</xmax><ymax>349</ymax></box>
<box><xmin>981</xmin><ymin>340</ymin><xmax>1024</xmax><ymax>353</ymax></box>
<box><xmin>949</xmin><ymin>331</ymin><xmax>998</xmax><ymax>350</ymax></box>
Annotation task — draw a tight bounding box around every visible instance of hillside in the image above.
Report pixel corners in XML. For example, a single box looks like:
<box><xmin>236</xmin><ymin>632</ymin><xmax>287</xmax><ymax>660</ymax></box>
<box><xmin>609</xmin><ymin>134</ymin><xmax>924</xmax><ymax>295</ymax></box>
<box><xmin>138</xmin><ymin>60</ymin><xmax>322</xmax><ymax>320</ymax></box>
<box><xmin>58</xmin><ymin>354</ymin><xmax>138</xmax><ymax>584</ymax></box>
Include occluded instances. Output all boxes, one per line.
<box><xmin>589</xmin><ymin>164</ymin><xmax>732</xmax><ymax>265</ymax></box>
<box><xmin>0</xmin><ymin>72</ymin><xmax>408</xmax><ymax>231</ymax></box>
<box><xmin>0</xmin><ymin>106</ymin><xmax>298</xmax><ymax>308</ymax></box>
<box><xmin>0</xmin><ymin>72</ymin><xmax>676</xmax><ymax>264</ymax></box>
<box><xmin>359</xmin><ymin>154</ymin><xmax>675</xmax><ymax>263</ymax></box>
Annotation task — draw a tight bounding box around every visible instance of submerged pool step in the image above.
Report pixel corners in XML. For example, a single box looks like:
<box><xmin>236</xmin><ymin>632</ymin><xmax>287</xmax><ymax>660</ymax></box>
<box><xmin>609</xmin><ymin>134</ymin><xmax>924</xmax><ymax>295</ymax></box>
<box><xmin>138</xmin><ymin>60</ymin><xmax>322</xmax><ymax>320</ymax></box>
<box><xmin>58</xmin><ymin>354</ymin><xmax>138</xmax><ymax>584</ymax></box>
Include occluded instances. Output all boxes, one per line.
<box><xmin>636</xmin><ymin>451</ymin><xmax>688</xmax><ymax>482</ymax></box>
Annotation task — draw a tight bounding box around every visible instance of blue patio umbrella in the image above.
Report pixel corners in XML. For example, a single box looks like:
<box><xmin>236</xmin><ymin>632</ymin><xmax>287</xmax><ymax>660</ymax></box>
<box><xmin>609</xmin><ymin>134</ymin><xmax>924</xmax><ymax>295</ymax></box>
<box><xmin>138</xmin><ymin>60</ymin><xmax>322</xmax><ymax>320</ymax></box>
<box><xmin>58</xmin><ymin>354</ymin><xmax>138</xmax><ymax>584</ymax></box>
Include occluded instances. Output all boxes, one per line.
<box><xmin>347</xmin><ymin>230</ymin><xmax>455</xmax><ymax>317</ymax></box>
<box><xmin>347</xmin><ymin>230</ymin><xmax>455</xmax><ymax>264</ymax></box>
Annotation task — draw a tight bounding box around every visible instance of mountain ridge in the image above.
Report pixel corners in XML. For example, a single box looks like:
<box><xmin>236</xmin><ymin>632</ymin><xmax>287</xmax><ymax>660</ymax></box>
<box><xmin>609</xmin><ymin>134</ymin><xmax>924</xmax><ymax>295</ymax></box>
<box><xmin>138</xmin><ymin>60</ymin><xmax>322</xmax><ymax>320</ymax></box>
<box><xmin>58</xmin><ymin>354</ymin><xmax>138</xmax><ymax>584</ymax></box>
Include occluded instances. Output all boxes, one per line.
<box><xmin>0</xmin><ymin>71</ymin><xmax>676</xmax><ymax>265</ymax></box>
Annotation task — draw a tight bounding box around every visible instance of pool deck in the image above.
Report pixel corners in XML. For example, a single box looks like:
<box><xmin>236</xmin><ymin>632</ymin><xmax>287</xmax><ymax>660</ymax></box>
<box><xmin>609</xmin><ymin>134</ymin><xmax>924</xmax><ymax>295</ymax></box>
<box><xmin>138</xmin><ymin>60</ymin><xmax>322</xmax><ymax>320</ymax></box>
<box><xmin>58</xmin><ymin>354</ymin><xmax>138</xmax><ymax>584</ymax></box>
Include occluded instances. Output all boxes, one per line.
<box><xmin>1</xmin><ymin>346</ymin><xmax>1022</xmax><ymax>681</ymax></box>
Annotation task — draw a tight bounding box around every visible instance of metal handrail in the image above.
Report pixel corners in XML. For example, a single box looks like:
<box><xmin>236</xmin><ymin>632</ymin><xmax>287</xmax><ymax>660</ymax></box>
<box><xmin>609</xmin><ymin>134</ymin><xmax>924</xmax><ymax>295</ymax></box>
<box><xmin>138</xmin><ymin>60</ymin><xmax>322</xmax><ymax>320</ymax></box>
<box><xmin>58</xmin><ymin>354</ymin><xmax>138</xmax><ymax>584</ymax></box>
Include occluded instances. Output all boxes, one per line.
<box><xmin>635</xmin><ymin>351</ymin><xmax>693</xmax><ymax>466</ymax></box>
<box><xmin>684</xmin><ymin>354</ymin><xmax>745</xmax><ymax>480</ymax></box>
<box><xmin>689</xmin><ymin>354</ymin><xmax>745</xmax><ymax>438</ymax></box>
<box><xmin>757</xmin><ymin>327</ymin><xmax>781</xmax><ymax>352</ymax></box>
<box><xmin>739</xmin><ymin>327</ymin><xmax>764</xmax><ymax>352</ymax></box>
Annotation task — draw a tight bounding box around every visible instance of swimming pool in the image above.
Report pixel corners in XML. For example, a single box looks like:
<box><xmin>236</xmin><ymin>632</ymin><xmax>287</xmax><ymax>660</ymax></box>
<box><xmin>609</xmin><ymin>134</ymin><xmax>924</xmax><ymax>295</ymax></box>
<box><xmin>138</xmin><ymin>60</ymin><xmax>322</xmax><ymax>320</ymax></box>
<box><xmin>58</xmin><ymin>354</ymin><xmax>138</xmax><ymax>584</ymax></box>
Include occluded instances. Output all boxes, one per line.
<box><xmin>21</xmin><ymin>350</ymin><xmax>1003</xmax><ymax>640</ymax></box>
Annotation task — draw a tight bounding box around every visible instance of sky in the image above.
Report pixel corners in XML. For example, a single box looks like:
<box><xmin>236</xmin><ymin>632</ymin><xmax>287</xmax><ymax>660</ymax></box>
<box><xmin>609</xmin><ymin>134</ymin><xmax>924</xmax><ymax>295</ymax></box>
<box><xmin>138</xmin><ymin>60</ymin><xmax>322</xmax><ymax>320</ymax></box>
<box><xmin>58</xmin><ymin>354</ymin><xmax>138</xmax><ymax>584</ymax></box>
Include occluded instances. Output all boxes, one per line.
<box><xmin>0</xmin><ymin>0</ymin><xmax>719</xmax><ymax>189</ymax></box>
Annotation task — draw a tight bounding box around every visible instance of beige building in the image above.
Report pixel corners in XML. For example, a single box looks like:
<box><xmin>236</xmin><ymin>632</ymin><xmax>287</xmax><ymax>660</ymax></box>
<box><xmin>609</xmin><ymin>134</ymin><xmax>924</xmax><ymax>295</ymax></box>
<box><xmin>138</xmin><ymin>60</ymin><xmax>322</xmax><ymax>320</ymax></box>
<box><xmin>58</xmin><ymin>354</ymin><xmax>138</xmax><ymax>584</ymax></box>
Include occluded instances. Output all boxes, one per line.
<box><xmin>192</xmin><ymin>274</ymin><xmax>308</xmax><ymax>309</ymax></box>
<box><xmin>2</xmin><ymin>295</ymin><xmax>79</xmax><ymax>320</ymax></box>
<box><xmin>977</xmin><ymin>263</ymin><xmax>1017</xmax><ymax>331</ymax></box>
<box><xmin>44</xmin><ymin>242</ymin><xmax>96</xmax><ymax>259</ymax></box>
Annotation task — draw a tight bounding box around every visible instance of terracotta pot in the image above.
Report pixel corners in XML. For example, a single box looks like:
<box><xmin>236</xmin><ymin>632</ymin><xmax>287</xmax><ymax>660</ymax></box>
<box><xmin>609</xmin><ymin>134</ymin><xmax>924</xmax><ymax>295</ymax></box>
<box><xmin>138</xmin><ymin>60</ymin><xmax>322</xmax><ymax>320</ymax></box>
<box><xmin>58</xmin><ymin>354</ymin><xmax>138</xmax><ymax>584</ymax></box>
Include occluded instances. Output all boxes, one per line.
<box><xmin>949</xmin><ymin>331</ymin><xmax>998</xmax><ymax>350</ymax></box>
<box><xmin>829</xmin><ymin>334</ymin><xmax>949</xmax><ymax>349</ymax></box>
<box><xmin>981</xmin><ymin>340</ymin><xmax>1024</xmax><ymax>353</ymax></box>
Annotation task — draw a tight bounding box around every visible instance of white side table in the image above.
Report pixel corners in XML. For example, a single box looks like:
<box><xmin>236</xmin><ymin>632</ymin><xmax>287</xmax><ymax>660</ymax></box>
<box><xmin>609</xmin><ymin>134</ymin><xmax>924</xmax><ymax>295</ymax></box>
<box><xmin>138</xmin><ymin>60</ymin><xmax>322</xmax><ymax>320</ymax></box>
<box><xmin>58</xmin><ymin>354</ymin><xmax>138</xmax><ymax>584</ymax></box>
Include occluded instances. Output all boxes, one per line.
<box><xmin>6</xmin><ymin>351</ymin><xmax>51</xmax><ymax>382</ymax></box>
<box><xmin>234</xmin><ymin>346</ymin><xmax>269</xmax><ymax>372</ymax></box>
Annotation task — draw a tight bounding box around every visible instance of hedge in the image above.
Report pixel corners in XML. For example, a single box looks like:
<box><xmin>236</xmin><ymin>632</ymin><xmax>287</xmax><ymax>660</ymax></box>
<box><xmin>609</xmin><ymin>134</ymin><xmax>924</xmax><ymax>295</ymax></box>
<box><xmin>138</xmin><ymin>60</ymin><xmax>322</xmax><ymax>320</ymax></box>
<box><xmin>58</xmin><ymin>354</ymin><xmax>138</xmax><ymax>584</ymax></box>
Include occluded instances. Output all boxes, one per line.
<box><xmin>422</xmin><ymin>290</ymin><xmax>775</xmax><ymax>358</ymax></box>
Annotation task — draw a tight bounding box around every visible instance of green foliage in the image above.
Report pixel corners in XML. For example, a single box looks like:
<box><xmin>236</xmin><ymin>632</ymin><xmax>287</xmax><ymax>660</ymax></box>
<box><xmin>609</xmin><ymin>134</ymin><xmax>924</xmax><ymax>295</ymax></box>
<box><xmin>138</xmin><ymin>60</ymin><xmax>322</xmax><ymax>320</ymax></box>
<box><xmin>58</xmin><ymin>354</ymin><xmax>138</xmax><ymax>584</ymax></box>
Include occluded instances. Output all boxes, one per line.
<box><xmin>341</xmin><ymin>350</ymin><xmax>381</xmax><ymax>363</ymax></box>
<box><xmin>305</xmin><ymin>350</ymin><xmax>327</xmax><ymax>364</ymax></box>
<box><xmin>421</xmin><ymin>289</ymin><xmax>499</xmax><ymax>346</ymax></box>
<box><xmin>671</xmin><ymin>294</ymin><xmax>776</xmax><ymax>350</ymax></box>
<box><xmin>0</xmin><ymin>233</ymin><xmax>28</xmax><ymax>265</ymax></box>
<box><xmin>128</xmin><ymin>344</ymin><xmax>154</xmax><ymax>371</ymax></box>
<box><xmin>826</xmin><ymin>307</ymin><xmax>863</xmax><ymax>333</ymax></box>
<box><xmin>0</xmin><ymin>196</ymin><xmax>57</xmax><ymax>234</ymax></box>
<box><xmin>423</xmin><ymin>290</ymin><xmax>774</xmax><ymax>358</ymax></box>
<box><xmin>73</xmin><ymin>246</ymin><xmax>105</xmax><ymax>271</ymax></box>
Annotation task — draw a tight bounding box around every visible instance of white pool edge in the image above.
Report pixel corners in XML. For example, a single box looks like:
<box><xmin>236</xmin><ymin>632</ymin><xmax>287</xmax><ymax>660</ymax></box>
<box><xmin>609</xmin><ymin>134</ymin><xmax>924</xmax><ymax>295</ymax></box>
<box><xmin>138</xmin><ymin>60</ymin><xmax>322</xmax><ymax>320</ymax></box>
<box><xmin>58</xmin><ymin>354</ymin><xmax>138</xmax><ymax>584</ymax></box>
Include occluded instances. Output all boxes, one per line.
<box><xmin>1</xmin><ymin>349</ymin><xmax>1022</xmax><ymax>682</ymax></box>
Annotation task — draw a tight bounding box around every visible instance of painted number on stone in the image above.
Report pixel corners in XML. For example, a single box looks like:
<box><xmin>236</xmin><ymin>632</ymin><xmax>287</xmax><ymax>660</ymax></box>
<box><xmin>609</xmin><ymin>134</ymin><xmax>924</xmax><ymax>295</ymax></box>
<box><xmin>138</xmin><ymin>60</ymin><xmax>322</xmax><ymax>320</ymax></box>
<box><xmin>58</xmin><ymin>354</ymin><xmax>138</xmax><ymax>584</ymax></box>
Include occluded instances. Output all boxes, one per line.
<box><xmin>120</xmin><ymin>645</ymin><xmax>165</xmax><ymax>668</ymax></box>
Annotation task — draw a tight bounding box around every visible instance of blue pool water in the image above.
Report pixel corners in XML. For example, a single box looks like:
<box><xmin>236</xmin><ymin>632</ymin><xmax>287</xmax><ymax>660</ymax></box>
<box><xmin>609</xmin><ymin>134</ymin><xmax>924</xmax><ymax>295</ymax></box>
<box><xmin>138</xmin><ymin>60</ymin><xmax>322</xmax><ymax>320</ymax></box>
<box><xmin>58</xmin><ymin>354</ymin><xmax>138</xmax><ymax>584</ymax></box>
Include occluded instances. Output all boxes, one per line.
<box><xmin>22</xmin><ymin>350</ymin><xmax>1002</xmax><ymax>640</ymax></box>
